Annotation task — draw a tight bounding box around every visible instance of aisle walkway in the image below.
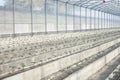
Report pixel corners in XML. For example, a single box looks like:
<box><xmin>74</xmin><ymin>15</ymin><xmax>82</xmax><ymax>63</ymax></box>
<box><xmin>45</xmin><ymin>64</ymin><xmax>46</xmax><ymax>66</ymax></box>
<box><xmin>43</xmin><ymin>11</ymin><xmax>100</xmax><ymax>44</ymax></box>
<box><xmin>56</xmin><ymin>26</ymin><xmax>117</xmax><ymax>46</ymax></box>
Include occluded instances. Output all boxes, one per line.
<box><xmin>88</xmin><ymin>54</ymin><xmax>120</xmax><ymax>80</ymax></box>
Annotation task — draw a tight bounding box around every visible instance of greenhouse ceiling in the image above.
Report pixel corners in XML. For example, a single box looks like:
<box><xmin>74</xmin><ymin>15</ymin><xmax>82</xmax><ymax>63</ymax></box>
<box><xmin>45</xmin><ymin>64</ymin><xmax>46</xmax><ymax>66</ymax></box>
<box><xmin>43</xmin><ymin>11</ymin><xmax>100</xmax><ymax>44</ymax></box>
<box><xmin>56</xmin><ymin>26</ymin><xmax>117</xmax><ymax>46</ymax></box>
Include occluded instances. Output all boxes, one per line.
<box><xmin>58</xmin><ymin>0</ymin><xmax>120</xmax><ymax>16</ymax></box>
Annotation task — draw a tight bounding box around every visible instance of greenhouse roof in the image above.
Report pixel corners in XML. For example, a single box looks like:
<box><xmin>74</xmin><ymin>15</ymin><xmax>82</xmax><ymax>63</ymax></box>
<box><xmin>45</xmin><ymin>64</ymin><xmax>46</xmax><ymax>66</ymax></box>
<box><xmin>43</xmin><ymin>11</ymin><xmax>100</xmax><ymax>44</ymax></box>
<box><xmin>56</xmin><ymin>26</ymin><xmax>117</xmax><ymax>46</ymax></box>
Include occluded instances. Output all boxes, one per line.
<box><xmin>58</xmin><ymin>0</ymin><xmax>120</xmax><ymax>16</ymax></box>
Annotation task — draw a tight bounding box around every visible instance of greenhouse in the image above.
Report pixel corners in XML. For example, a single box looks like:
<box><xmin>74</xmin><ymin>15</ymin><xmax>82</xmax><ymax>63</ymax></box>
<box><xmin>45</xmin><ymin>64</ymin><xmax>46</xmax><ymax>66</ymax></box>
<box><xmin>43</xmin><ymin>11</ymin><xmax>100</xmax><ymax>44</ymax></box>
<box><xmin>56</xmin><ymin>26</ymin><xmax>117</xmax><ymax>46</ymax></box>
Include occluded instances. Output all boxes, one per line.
<box><xmin>0</xmin><ymin>0</ymin><xmax>120</xmax><ymax>80</ymax></box>
<box><xmin>0</xmin><ymin>0</ymin><xmax>120</xmax><ymax>36</ymax></box>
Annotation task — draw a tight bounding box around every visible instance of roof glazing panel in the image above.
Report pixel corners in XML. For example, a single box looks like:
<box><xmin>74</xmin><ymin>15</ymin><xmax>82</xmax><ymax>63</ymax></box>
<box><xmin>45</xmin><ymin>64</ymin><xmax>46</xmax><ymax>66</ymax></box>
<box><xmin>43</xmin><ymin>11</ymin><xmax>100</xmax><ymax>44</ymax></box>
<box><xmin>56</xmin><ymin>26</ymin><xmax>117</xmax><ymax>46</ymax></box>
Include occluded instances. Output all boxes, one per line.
<box><xmin>58</xmin><ymin>0</ymin><xmax>120</xmax><ymax>16</ymax></box>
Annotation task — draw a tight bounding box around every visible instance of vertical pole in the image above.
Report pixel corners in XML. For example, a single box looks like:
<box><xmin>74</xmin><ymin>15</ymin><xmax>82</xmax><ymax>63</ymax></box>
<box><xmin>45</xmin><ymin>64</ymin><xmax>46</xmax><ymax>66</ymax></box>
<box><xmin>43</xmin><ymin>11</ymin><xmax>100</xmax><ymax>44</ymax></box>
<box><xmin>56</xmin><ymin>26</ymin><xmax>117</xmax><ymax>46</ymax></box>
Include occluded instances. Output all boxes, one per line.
<box><xmin>112</xmin><ymin>15</ymin><xmax>114</xmax><ymax>28</ymax></box>
<box><xmin>80</xmin><ymin>7</ymin><xmax>81</xmax><ymax>31</ymax></box>
<box><xmin>56</xmin><ymin>1</ymin><xmax>58</xmax><ymax>33</ymax></box>
<box><xmin>104</xmin><ymin>12</ymin><xmax>105</xmax><ymax>29</ymax></box>
<box><xmin>13</xmin><ymin>0</ymin><xmax>15</xmax><ymax>37</ymax></box>
<box><xmin>108</xmin><ymin>14</ymin><xmax>109</xmax><ymax>29</ymax></box>
<box><xmin>110</xmin><ymin>14</ymin><xmax>112</xmax><ymax>28</ymax></box>
<box><xmin>73</xmin><ymin>5</ymin><xmax>75</xmax><ymax>32</ymax></box>
<box><xmin>108</xmin><ymin>13</ymin><xmax>109</xmax><ymax>29</ymax></box>
<box><xmin>115</xmin><ymin>16</ymin><xmax>117</xmax><ymax>28</ymax></box>
<box><xmin>113</xmin><ymin>15</ymin><xmax>114</xmax><ymax>28</ymax></box>
<box><xmin>111</xmin><ymin>15</ymin><xmax>113</xmax><ymax>28</ymax></box>
<box><xmin>103</xmin><ymin>12</ymin><xmax>104</xmax><ymax>29</ymax></box>
<box><xmin>101</xmin><ymin>12</ymin><xmax>102</xmax><ymax>29</ymax></box>
<box><xmin>109</xmin><ymin>14</ymin><xmax>110</xmax><ymax>29</ymax></box>
<box><xmin>98</xmin><ymin>11</ymin><xmax>99</xmax><ymax>30</ymax></box>
<box><xmin>31</xmin><ymin>0</ymin><xmax>33</xmax><ymax>36</ymax></box>
<box><xmin>99</xmin><ymin>11</ymin><xmax>101</xmax><ymax>29</ymax></box>
<box><xmin>111</xmin><ymin>14</ymin><xmax>112</xmax><ymax>28</ymax></box>
<box><xmin>45</xmin><ymin>0</ymin><xmax>47</xmax><ymax>34</ymax></box>
<box><xmin>90</xmin><ymin>9</ymin><xmax>92</xmax><ymax>30</ymax></box>
<box><xmin>112</xmin><ymin>15</ymin><xmax>113</xmax><ymax>28</ymax></box>
<box><xmin>115</xmin><ymin>15</ymin><xmax>116</xmax><ymax>28</ymax></box>
<box><xmin>105</xmin><ymin>13</ymin><xmax>106</xmax><ymax>29</ymax></box>
<box><xmin>114</xmin><ymin>15</ymin><xmax>115</xmax><ymax>28</ymax></box>
<box><xmin>106</xmin><ymin>13</ymin><xmax>107</xmax><ymax>29</ymax></box>
<box><xmin>116</xmin><ymin>16</ymin><xmax>117</xmax><ymax>28</ymax></box>
<box><xmin>94</xmin><ymin>10</ymin><xmax>96</xmax><ymax>30</ymax></box>
<box><xmin>110</xmin><ymin>14</ymin><xmax>111</xmax><ymax>28</ymax></box>
<box><xmin>65</xmin><ymin>3</ymin><xmax>67</xmax><ymax>33</ymax></box>
<box><xmin>85</xmin><ymin>8</ymin><xmax>87</xmax><ymax>30</ymax></box>
<box><xmin>115</xmin><ymin>16</ymin><xmax>117</xmax><ymax>27</ymax></box>
<box><xmin>115</xmin><ymin>16</ymin><xmax>118</xmax><ymax>28</ymax></box>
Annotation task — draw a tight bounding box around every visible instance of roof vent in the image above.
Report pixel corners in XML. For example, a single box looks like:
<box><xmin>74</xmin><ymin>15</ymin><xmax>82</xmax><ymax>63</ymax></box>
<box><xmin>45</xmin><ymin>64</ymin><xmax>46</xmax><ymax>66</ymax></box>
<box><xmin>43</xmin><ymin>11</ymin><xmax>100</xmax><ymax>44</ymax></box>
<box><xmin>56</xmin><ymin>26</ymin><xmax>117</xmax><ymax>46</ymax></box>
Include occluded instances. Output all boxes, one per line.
<box><xmin>103</xmin><ymin>0</ymin><xmax>106</xmax><ymax>3</ymax></box>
